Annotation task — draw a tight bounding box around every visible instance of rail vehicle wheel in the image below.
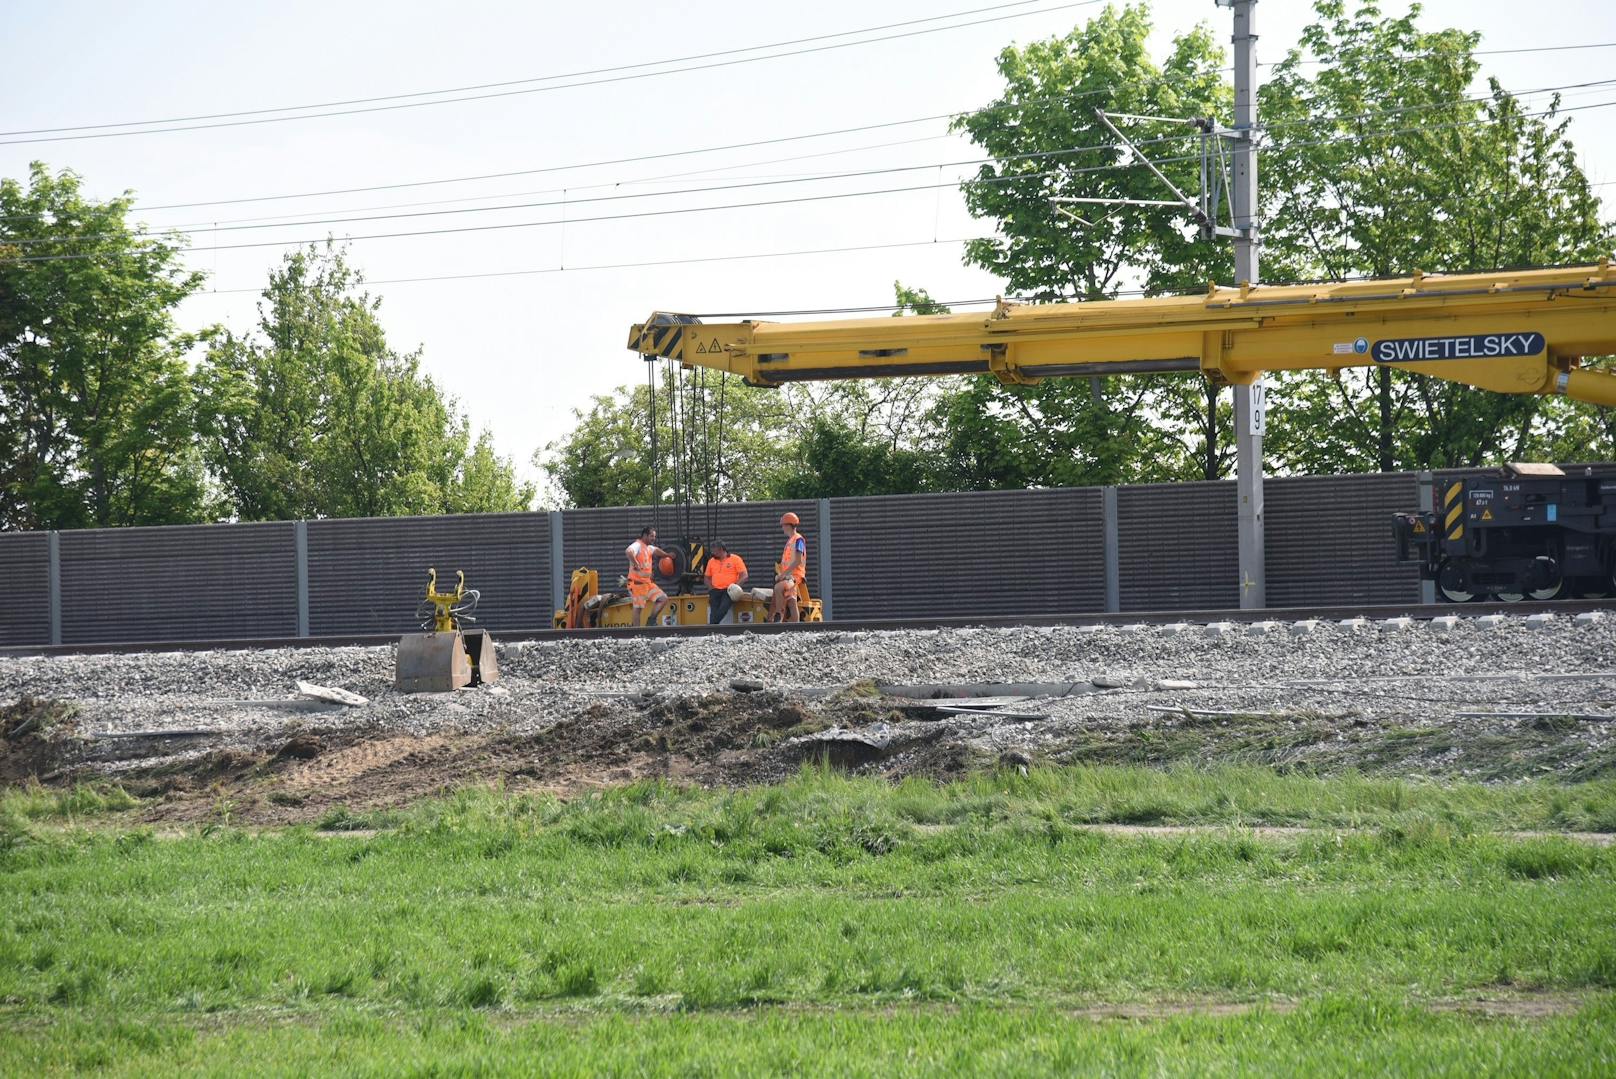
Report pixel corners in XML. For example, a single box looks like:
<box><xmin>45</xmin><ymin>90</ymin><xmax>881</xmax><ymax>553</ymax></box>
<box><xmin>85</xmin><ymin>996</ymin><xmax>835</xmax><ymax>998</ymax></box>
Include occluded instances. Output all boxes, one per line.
<box><xmin>1436</xmin><ymin>560</ymin><xmax>1479</xmax><ymax>603</ymax></box>
<box><xmin>1492</xmin><ymin>582</ymin><xmax>1562</xmax><ymax>602</ymax></box>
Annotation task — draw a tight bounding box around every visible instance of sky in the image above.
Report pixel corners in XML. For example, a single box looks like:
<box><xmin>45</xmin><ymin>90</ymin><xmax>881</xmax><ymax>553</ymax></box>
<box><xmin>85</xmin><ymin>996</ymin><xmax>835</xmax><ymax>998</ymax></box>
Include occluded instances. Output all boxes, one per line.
<box><xmin>5</xmin><ymin>1</ymin><xmax>1614</xmax><ymax>491</ymax></box>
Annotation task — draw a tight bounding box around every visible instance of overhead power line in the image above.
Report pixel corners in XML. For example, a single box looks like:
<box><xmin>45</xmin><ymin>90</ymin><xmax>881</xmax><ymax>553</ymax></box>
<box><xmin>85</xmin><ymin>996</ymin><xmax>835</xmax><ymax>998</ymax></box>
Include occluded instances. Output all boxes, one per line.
<box><xmin>189</xmin><ymin>237</ymin><xmax>989</xmax><ymax>296</ymax></box>
<box><xmin>120</xmin><ymin>89</ymin><xmax>1111</xmax><ymax>214</ymax></box>
<box><xmin>131</xmin><ymin>78</ymin><xmax>1616</xmax><ymax>241</ymax></box>
<box><xmin>2</xmin><ymin>2</ymin><xmax>1045</xmax><ymax>137</ymax></box>
<box><xmin>90</xmin><ymin>136</ymin><xmax>1205</xmax><ymax>243</ymax></box>
<box><xmin>5</xmin><ymin>97</ymin><xmax>1611</xmax><ymax>266</ymax></box>
<box><xmin>3</xmin><ymin>119</ymin><xmax>1214</xmax><ymax>248</ymax></box>
<box><xmin>1476</xmin><ymin>40</ymin><xmax>1616</xmax><ymax>56</ymax></box>
<box><xmin>1266</xmin><ymin>39</ymin><xmax>1616</xmax><ymax>66</ymax></box>
<box><xmin>1</xmin><ymin>170</ymin><xmax>1075</xmax><ymax>264</ymax></box>
<box><xmin>14</xmin><ymin>72</ymin><xmax>1601</xmax><ymax>243</ymax></box>
<box><xmin>88</xmin><ymin>73</ymin><xmax>1616</xmax><ymax>226</ymax></box>
<box><xmin>0</xmin><ymin>1</ymin><xmax>1104</xmax><ymax>146</ymax></box>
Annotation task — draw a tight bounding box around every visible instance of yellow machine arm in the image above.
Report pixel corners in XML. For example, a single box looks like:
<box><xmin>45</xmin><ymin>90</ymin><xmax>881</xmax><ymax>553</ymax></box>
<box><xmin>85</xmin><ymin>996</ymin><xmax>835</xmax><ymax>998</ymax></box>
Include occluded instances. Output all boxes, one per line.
<box><xmin>630</xmin><ymin>261</ymin><xmax>1616</xmax><ymax>406</ymax></box>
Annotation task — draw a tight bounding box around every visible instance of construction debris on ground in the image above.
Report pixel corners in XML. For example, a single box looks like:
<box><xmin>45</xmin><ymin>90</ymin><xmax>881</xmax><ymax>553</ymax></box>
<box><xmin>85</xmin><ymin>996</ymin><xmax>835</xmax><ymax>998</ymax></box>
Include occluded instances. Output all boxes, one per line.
<box><xmin>2</xmin><ymin>616</ymin><xmax>1613</xmax><ymax>825</ymax></box>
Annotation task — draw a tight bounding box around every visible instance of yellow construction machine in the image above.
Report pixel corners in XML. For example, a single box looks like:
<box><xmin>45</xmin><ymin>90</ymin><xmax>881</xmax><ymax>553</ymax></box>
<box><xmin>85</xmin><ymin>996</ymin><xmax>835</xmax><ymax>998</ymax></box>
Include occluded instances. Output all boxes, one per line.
<box><xmin>554</xmin><ymin>540</ymin><xmax>823</xmax><ymax>630</ymax></box>
<box><xmin>562</xmin><ymin>261</ymin><xmax>1613</xmax><ymax>628</ymax></box>
<box><xmin>630</xmin><ymin>262</ymin><xmax>1616</xmax><ymax>404</ymax></box>
<box><xmin>395</xmin><ymin>568</ymin><xmax>500</xmax><ymax>692</ymax></box>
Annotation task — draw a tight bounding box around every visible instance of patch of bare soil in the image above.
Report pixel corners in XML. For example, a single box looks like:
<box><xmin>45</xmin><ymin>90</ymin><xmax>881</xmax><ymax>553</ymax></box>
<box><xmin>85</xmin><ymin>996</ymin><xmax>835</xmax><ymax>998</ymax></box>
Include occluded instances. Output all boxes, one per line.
<box><xmin>48</xmin><ymin>689</ymin><xmax>908</xmax><ymax>826</ymax></box>
<box><xmin>6</xmin><ymin>673</ymin><xmax>1615</xmax><ymax>827</ymax></box>
<box><xmin>0</xmin><ymin>696</ymin><xmax>79</xmax><ymax>783</ymax></box>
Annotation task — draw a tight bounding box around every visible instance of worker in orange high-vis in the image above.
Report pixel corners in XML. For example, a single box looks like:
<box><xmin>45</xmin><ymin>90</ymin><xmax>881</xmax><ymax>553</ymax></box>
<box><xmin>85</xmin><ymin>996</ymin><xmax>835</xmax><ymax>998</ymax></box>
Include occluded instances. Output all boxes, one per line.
<box><xmin>625</xmin><ymin>525</ymin><xmax>671</xmax><ymax>627</ymax></box>
<box><xmin>703</xmin><ymin>540</ymin><xmax>749</xmax><ymax>625</ymax></box>
<box><xmin>771</xmin><ymin>512</ymin><xmax>807</xmax><ymax>622</ymax></box>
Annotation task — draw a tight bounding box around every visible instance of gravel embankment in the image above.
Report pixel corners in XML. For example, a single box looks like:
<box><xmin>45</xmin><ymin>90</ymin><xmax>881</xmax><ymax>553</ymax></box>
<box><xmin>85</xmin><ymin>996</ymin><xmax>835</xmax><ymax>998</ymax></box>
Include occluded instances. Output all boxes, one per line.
<box><xmin>3</xmin><ymin>616</ymin><xmax>1613</xmax><ymax>785</ymax></box>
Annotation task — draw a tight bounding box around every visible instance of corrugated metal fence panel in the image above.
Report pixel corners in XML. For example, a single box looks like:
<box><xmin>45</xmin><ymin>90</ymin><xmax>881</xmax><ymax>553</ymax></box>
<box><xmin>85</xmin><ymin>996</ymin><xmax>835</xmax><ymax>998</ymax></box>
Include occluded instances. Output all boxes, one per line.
<box><xmin>562</xmin><ymin>501</ymin><xmax>820</xmax><ymax>597</ymax></box>
<box><xmin>1117</xmin><ymin>481</ymin><xmax>1238</xmax><ymax>611</ymax></box>
<box><xmin>59</xmin><ymin>522</ymin><xmax>296</xmax><ymax>644</ymax></box>
<box><xmin>1265</xmin><ymin>473</ymin><xmax>1420</xmax><ymax>606</ymax></box>
<box><xmin>307</xmin><ymin>513</ymin><xmax>551</xmax><ymax>635</ymax></box>
<box><xmin>0</xmin><ymin>532</ymin><xmax>51</xmax><ymax>645</ymax></box>
<box><xmin>560</xmin><ymin>505</ymin><xmax>654</xmax><ymax>585</ymax></box>
<box><xmin>829</xmin><ymin>488</ymin><xmax>1106</xmax><ymax>619</ymax></box>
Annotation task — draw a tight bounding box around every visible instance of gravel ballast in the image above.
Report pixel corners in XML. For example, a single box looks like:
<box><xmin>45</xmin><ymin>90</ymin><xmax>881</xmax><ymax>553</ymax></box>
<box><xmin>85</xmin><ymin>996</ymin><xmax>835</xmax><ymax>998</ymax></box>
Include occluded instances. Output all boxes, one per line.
<box><xmin>3</xmin><ymin>616</ymin><xmax>1614</xmax><ymax>803</ymax></box>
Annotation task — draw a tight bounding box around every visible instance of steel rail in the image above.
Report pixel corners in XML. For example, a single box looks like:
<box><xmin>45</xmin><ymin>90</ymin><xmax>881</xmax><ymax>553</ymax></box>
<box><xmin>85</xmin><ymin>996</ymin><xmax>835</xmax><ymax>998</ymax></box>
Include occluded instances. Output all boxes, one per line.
<box><xmin>1</xmin><ymin>599</ymin><xmax>1609</xmax><ymax>658</ymax></box>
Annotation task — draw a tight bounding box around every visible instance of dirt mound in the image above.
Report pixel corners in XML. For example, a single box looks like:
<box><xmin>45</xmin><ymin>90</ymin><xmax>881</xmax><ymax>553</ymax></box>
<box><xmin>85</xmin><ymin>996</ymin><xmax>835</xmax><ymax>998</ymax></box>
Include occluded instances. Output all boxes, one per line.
<box><xmin>117</xmin><ymin>689</ymin><xmax>882</xmax><ymax>824</ymax></box>
<box><xmin>0</xmin><ymin>696</ymin><xmax>79</xmax><ymax>783</ymax></box>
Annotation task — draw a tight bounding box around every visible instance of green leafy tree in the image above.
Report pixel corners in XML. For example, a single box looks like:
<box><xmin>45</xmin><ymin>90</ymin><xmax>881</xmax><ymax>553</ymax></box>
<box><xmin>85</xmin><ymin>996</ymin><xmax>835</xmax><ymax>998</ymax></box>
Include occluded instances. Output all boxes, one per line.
<box><xmin>446</xmin><ymin>432</ymin><xmax>538</xmax><ymax>515</ymax></box>
<box><xmin>1259</xmin><ymin>0</ymin><xmax>1611</xmax><ymax>471</ymax></box>
<box><xmin>768</xmin><ymin>417</ymin><xmax>939</xmax><ymax>499</ymax></box>
<box><xmin>0</xmin><ymin>163</ymin><xmax>213</xmax><ymax>530</ymax></box>
<box><xmin>538</xmin><ymin>376</ymin><xmax>799</xmax><ymax>508</ymax></box>
<box><xmin>747</xmin><ymin>284</ymin><xmax>953</xmax><ymax>499</ymax></box>
<box><xmin>197</xmin><ymin>243</ymin><xmax>530</xmax><ymax>519</ymax></box>
<box><xmin>947</xmin><ymin>3</ymin><xmax>1236</xmax><ymax>484</ymax></box>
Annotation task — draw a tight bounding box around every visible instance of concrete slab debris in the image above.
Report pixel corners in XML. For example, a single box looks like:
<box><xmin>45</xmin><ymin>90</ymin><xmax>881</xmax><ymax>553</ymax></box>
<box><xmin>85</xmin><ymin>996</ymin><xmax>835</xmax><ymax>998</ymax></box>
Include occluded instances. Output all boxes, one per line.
<box><xmin>295</xmin><ymin>681</ymin><xmax>368</xmax><ymax>707</ymax></box>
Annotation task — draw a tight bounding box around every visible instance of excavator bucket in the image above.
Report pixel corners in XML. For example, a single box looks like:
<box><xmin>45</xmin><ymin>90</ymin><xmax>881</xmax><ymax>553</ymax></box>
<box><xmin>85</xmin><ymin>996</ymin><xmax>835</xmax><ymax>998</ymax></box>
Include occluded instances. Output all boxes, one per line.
<box><xmin>463</xmin><ymin>629</ymin><xmax>499</xmax><ymax>685</ymax></box>
<box><xmin>395</xmin><ymin>631</ymin><xmax>472</xmax><ymax>693</ymax></box>
<box><xmin>394</xmin><ymin>629</ymin><xmax>501</xmax><ymax>693</ymax></box>
<box><xmin>396</xmin><ymin>568</ymin><xmax>500</xmax><ymax>692</ymax></box>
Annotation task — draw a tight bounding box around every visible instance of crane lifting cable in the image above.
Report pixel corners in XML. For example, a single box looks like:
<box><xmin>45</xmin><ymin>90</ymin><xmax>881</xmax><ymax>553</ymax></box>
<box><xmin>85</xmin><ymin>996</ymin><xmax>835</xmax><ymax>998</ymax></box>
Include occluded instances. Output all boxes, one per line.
<box><xmin>637</xmin><ymin>313</ymin><xmax>741</xmax><ymax>600</ymax></box>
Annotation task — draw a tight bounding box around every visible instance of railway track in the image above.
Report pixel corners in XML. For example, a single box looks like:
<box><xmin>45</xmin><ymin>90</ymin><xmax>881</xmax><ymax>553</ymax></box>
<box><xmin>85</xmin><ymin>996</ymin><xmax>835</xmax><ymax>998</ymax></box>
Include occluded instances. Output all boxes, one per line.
<box><xmin>2</xmin><ymin>598</ymin><xmax>1610</xmax><ymax>658</ymax></box>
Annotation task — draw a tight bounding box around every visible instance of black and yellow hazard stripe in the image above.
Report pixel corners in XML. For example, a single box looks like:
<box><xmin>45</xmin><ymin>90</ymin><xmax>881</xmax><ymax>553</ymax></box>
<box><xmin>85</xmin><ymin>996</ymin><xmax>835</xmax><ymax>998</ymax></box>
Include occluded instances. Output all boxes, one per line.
<box><xmin>630</xmin><ymin>322</ymin><xmax>689</xmax><ymax>360</ymax></box>
<box><xmin>1443</xmin><ymin>480</ymin><xmax>1465</xmax><ymax>542</ymax></box>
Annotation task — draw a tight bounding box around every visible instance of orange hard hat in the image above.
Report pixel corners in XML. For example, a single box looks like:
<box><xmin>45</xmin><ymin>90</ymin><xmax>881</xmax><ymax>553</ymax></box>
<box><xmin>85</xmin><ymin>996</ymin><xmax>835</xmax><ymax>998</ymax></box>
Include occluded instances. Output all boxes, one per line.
<box><xmin>780</xmin><ymin>512</ymin><xmax>800</xmax><ymax>526</ymax></box>
<box><xmin>658</xmin><ymin>555</ymin><xmax>676</xmax><ymax>576</ymax></box>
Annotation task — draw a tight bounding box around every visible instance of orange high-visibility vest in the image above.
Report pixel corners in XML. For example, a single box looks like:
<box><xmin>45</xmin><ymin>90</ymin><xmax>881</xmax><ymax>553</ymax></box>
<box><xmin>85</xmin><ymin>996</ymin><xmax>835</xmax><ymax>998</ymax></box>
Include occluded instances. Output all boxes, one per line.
<box><xmin>629</xmin><ymin>541</ymin><xmax>654</xmax><ymax>583</ymax></box>
<box><xmin>780</xmin><ymin>534</ymin><xmax>806</xmax><ymax>582</ymax></box>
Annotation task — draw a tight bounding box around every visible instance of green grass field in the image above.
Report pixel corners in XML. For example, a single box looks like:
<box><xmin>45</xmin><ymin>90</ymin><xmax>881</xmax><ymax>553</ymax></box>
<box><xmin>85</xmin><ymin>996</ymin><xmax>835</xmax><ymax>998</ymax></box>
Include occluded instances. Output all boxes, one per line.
<box><xmin>3</xmin><ymin>766</ymin><xmax>1614</xmax><ymax>1075</ymax></box>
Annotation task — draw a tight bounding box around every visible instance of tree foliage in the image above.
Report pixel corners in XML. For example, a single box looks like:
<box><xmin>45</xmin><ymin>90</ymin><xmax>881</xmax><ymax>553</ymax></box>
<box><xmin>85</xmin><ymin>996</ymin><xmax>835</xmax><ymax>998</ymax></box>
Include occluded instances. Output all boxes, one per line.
<box><xmin>541</xmin><ymin>289</ymin><xmax>967</xmax><ymax>506</ymax></box>
<box><xmin>1258</xmin><ymin>0</ymin><xmax>1612</xmax><ymax>471</ymax></box>
<box><xmin>947</xmin><ymin>3</ymin><xmax>1237</xmax><ymax>484</ymax></box>
<box><xmin>196</xmin><ymin>244</ymin><xmax>531</xmax><ymax>520</ymax></box>
<box><xmin>539</xmin><ymin>376</ymin><xmax>799</xmax><ymax>508</ymax></box>
<box><xmin>0</xmin><ymin>164</ymin><xmax>213</xmax><ymax>530</ymax></box>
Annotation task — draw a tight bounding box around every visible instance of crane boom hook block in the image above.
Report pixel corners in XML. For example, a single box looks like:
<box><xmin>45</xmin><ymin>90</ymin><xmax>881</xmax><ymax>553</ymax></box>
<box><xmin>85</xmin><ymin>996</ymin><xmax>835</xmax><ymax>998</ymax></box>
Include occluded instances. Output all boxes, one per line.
<box><xmin>627</xmin><ymin>262</ymin><xmax>1616</xmax><ymax>406</ymax></box>
<box><xmin>395</xmin><ymin>567</ymin><xmax>499</xmax><ymax>693</ymax></box>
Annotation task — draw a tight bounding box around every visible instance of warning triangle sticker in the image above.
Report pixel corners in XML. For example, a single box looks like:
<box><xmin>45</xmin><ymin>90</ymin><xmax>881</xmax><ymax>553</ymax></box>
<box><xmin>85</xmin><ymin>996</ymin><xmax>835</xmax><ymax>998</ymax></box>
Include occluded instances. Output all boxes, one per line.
<box><xmin>694</xmin><ymin>341</ymin><xmax>708</xmax><ymax>354</ymax></box>
<box><xmin>1481</xmin><ymin>508</ymin><xmax>1494</xmax><ymax>520</ymax></box>
<box><xmin>708</xmin><ymin>338</ymin><xmax>722</xmax><ymax>353</ymax></box>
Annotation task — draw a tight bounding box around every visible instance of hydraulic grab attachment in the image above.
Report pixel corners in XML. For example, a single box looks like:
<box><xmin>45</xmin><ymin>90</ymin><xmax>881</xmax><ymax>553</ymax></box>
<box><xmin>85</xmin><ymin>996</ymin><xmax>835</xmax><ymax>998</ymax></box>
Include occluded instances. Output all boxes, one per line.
<box><xmin>629</xmin><ymin>262</ymin><xmax>1616</xmax><ymax>406</ymax></box>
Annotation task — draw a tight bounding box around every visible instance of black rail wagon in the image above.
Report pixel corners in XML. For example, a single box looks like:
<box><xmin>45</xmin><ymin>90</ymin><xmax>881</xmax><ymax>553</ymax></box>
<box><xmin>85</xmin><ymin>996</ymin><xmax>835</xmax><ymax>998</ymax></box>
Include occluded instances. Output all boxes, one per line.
<box><xmin>1394</xmin><ymin>463</ymin><xmax>1616</xmax><ymax>601</ymax></box>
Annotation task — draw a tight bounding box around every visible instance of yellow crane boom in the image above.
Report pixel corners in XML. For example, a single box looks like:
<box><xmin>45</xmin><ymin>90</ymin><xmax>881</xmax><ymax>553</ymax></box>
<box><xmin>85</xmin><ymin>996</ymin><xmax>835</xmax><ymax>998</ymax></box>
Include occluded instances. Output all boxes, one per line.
<box><xmin>629</xmin><ymin>261</ymin><xmax>1616</xmax><ymax>406</ymax></box>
